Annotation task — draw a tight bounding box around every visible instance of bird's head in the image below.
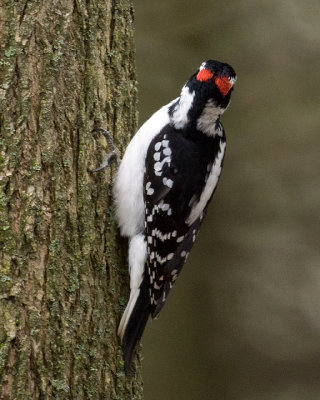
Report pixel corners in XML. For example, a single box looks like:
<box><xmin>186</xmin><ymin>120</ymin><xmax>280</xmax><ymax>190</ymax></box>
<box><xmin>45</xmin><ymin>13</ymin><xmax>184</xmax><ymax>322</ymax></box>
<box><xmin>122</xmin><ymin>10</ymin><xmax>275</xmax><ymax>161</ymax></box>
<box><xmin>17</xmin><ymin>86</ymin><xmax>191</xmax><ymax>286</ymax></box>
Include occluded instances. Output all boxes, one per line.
<box><xmin>169</xmin><ymin>60</ymin><xmax>236</xmax><ymax>133</ymax></box>
<box><xmin>190</xmin><ymin>60</ymin><xmax>237</xmax><ymax>109</ymax></box>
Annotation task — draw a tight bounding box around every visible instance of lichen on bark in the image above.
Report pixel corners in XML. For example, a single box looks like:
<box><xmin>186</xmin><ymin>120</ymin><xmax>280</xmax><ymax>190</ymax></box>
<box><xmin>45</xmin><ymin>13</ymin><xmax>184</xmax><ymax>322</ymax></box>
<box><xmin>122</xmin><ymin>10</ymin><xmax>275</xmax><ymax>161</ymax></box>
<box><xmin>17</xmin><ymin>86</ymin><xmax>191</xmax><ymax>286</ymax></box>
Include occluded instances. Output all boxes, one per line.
<box><xmin>0</xmin><ymin>0</ymin><xmax>142</xmax><ymax>398</ymax></box>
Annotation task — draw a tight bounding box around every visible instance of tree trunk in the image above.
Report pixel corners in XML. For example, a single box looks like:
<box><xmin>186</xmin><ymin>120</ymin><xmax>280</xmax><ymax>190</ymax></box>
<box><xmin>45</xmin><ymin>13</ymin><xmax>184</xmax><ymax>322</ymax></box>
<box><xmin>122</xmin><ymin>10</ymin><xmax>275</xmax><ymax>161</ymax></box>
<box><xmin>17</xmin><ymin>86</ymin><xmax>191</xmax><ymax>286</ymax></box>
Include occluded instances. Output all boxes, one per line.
<box><xmin>0</xmin><ymin>0</ymin><xmax>142</xmax><ymax>398</ymax></box>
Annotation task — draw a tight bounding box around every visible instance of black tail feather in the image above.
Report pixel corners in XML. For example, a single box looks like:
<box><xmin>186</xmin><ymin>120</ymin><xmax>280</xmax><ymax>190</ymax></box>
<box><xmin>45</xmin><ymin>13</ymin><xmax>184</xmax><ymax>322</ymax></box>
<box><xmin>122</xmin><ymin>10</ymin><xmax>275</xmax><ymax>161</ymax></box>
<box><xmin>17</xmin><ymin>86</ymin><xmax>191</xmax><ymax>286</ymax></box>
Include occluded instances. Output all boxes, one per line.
<box><xmin>122</xmin><ymin>278</ymin><xmax>150</xmax><ymax>373</ymax></box>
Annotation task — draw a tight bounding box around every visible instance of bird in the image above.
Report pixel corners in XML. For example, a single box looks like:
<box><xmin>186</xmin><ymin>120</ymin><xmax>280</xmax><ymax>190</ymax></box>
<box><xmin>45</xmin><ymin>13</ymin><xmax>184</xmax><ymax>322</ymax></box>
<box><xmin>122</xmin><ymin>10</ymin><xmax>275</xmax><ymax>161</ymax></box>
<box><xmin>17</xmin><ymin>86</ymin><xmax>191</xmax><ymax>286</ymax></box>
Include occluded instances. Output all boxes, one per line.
<box><xmin>113</xmin><ymin>59</ymin><xmax>236</xmax><ymax>372</ymax></box>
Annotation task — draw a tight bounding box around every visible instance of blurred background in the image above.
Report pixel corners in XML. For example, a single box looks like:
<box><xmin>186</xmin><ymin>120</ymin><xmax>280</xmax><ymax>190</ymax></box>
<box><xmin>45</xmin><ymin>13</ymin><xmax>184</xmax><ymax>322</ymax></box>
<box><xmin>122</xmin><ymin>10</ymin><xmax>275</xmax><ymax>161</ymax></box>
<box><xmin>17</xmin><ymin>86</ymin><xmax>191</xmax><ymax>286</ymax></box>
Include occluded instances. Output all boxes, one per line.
<box><xmin>134</xmin><ymin>1</ymin><xmax>320</xmax><ymax>399</ymax></box>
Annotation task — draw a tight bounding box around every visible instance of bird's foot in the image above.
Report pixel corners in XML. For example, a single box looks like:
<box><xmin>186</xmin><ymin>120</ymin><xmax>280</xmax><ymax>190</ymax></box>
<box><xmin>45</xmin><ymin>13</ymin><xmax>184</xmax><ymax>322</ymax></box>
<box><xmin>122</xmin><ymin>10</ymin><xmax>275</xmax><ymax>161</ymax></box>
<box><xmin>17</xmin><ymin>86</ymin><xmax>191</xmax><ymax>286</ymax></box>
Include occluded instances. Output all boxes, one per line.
<box><xmin>90</xmin><ymin>128</ymin><xmax>120</xmax><ymax>172</ymax></box>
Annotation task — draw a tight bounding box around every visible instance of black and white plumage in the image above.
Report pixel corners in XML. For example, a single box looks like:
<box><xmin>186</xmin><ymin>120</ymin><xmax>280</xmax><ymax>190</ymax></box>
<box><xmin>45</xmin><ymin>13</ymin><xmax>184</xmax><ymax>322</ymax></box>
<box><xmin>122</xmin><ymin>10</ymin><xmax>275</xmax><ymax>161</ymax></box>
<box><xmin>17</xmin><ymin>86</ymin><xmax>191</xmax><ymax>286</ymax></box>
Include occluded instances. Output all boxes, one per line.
<box><xmin>114</xmin><ymin>60</ymin><xmax>236</xmax><ymax>371</ymax></box>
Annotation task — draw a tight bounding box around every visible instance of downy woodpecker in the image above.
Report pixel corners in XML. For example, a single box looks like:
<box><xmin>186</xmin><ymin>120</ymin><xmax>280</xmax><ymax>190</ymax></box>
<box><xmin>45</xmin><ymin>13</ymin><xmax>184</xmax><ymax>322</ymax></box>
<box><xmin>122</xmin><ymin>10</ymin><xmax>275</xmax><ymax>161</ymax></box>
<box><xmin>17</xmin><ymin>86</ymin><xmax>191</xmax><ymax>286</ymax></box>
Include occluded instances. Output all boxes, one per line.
<box><xmin>114</xmin><ymin>60</ymin><xmax>236</xmax><ymax>371</ymax></box>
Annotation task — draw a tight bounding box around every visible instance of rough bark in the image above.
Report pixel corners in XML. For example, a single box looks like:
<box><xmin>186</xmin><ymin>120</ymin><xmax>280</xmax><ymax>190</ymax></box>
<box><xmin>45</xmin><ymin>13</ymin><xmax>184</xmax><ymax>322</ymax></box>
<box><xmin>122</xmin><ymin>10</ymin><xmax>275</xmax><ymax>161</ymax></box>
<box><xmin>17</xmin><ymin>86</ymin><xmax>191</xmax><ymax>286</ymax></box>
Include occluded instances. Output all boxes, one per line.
<box><xmin>0</xmin><ymin>0</ymin><xmax>142</xmax><ymax>398</ymax></box>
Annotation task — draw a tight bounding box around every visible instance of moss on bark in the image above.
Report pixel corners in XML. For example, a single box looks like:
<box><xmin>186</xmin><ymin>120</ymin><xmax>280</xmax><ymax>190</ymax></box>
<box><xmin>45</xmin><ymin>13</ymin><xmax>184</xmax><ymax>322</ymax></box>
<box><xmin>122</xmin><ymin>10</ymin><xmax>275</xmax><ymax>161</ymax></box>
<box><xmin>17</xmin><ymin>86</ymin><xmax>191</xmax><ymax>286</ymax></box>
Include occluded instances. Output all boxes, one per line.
<box><xmin>0</xmin><ymin>0</ymin><xmax>142</xmax><ymax>398</ymax></box>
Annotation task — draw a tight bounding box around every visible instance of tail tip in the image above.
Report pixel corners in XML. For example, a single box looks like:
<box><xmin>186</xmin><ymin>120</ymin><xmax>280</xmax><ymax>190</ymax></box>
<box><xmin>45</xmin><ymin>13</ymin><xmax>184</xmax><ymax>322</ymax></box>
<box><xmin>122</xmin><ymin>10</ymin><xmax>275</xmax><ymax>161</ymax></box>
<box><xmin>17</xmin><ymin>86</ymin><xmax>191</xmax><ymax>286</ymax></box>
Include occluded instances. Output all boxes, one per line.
<box><xmin>118</xmin><ymin>279</ymin><xmax>150</xmax><ymax>373</ymax></box>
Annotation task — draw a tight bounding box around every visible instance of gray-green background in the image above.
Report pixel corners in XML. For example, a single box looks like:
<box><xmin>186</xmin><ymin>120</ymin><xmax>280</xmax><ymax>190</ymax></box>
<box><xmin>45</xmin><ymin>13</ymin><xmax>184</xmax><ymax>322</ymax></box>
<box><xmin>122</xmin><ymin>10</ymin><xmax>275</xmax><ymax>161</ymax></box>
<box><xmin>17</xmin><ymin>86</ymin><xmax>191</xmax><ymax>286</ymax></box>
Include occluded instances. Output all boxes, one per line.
<box><xmin>134</xmin><ymin>1</ymin><xmax>320</xmax><ymax>399</ymax></box>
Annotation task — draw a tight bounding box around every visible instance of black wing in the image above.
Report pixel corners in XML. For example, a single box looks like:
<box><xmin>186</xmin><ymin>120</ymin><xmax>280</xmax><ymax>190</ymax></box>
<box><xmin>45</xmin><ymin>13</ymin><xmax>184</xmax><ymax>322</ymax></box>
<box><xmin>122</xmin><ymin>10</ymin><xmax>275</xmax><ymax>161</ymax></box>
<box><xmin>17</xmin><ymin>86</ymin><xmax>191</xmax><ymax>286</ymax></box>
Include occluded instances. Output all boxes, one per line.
<box><xmin>144</xmin><ymin>124</ymin><xmax>224</xmax><ymax>318</ymax></box>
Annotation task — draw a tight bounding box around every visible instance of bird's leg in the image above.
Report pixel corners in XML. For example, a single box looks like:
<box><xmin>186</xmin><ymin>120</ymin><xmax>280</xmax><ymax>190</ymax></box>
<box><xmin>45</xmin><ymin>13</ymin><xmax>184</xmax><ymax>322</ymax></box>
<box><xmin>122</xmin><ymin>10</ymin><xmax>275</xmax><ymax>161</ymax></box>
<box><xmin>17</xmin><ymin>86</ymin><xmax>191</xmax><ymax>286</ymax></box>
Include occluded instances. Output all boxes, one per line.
<box><xmin>90</xmin><ymin>128</ymin><xmax>120</xmax><ymax>172</ymax></box>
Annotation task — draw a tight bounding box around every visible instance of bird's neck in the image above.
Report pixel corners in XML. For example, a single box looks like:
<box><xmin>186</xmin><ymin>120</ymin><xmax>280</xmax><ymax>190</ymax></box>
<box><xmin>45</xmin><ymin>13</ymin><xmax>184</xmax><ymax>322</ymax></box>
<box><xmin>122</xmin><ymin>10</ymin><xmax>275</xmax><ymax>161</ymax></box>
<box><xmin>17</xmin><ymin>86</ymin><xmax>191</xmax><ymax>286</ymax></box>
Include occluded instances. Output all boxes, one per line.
<box><xmin>169</xmin><ymin>85</ymin><xmax>224</xmax><ymax>137</ymax></box>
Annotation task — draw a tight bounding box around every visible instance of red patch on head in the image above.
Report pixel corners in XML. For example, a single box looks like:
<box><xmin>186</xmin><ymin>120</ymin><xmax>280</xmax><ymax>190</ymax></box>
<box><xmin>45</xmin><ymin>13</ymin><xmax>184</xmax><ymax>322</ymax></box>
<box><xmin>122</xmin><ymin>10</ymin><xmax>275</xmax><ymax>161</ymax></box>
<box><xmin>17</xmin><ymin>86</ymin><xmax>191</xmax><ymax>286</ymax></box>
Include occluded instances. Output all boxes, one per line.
<box><xmin>215</xmin><ymin>76</ymin><xmax>232</xmax><ymax>96</ymax></box>
<box><xmin>196</xmin><ymin>68</ymin><xmax>214</xmax><ymax>82</ymax></box>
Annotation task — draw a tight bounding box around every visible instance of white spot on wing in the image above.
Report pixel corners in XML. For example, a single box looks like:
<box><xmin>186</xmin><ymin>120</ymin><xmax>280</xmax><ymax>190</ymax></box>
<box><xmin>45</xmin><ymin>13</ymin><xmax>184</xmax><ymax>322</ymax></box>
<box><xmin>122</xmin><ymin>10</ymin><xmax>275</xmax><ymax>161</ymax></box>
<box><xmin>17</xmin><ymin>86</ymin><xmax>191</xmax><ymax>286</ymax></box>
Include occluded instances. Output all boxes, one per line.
<box><xmin>162</xmin><ymin>177</ymin><xmax>173</xmax><ymax>188</ymax></box>
<box><xmin>176</xmin><ymin>236</ymin><xmax>184</xmax><ymax>243</ymax></box>
<box><xmin>146</xmin><ymin>181</ymin><xmax>154</xmax><ymax>195</ymax></box>
<box><xmin>154</xmin><ymin>162</ymin><xmax>162</xmax><ymax>172</ymax></box>
<box><xmin>160</xmin><ymin>202</ymin><xmax>170</xmax><ymax>211</ymax></box>
<box><xmin>154</xmin><ymin>156</ymin><xmax>171</xmax><ymax>172</ymax></box>
<box><xmin>155</xmin><ymin>142</ymin><xmax>162</xmax><ymax>151</ymax></box>
<box><xmin>163</xmin><ymin>178</ymin><xmax>173</xmax><ymax>188</ymax></box>
<box><xmin>162</xmin><ymin>140</ymin><xmax>169</xmax><ymax>147</ymax></box>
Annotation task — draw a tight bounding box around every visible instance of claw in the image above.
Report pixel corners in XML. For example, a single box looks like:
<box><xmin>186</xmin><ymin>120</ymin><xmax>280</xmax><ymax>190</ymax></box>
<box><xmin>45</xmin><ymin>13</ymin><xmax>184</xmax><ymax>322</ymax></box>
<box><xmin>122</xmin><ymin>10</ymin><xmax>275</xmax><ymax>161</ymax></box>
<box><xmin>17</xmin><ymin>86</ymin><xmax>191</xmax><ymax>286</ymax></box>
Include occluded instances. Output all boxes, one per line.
<box><xmin>90</xmin><ymin>128</ymin><xmax>120</xmax><ymax>172</ymax></box>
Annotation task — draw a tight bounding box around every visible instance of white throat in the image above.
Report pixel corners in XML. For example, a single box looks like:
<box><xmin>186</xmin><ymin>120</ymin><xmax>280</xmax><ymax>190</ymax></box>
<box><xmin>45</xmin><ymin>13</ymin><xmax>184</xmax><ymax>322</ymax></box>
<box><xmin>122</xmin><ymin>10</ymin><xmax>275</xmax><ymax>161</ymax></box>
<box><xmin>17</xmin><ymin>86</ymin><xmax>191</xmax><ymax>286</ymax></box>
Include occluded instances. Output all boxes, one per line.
<box><xmin>196</xmin><ymin>99</ymin><xmax>225</xmax><ymax>137</ymax></box>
